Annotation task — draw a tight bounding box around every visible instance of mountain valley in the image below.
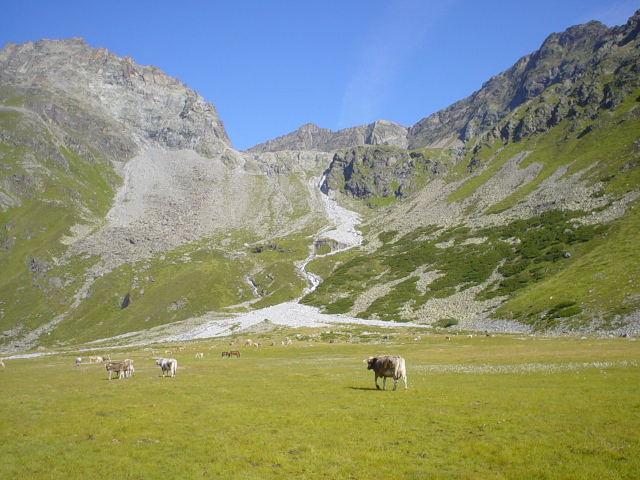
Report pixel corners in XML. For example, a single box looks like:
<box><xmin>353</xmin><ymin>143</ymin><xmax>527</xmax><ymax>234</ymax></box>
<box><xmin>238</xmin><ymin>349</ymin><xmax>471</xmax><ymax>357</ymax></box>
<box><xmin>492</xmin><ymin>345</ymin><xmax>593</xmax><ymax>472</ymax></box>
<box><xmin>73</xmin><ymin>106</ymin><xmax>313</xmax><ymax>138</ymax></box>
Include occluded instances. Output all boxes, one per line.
<box><xmin>1</xmin><ymin>11</ymin><xmax>640</xmax><ymax>352</ymax></box>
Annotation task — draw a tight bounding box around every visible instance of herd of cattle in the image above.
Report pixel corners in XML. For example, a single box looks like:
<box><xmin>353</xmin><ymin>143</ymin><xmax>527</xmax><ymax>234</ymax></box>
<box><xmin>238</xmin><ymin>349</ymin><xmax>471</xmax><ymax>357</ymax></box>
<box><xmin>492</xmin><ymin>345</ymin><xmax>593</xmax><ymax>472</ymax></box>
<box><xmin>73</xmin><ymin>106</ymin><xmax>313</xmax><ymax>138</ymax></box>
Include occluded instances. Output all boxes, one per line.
<box><xmin>73</xmin><ymin>349</ymin><xmax>408</xmax><ymax>390</ymax></box>
<box><xmin>75</xmin><ymin>356</ymin><xmax>178</xmax><ymax>379</ymax></box>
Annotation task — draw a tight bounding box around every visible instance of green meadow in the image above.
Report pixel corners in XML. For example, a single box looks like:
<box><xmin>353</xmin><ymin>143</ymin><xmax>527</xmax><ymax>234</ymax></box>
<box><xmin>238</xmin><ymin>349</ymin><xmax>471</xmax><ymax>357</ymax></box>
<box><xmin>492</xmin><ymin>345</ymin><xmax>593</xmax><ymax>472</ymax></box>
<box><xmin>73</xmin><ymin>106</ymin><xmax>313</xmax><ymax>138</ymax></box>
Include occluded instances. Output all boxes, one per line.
<box><xmin>1</xmin><ymin>330</ymin><xmax>638</xmax><ymax>479</ymax></box>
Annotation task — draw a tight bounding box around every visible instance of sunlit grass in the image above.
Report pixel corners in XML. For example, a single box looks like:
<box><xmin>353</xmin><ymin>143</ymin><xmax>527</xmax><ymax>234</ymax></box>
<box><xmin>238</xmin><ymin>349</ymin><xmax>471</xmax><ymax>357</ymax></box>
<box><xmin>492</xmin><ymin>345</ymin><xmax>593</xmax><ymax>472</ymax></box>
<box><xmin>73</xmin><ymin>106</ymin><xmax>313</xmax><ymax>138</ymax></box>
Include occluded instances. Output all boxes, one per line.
<box><xmin>1</xmin><ymin>333</ymin><xmax>638</xmax><ymax>479</ymax></box>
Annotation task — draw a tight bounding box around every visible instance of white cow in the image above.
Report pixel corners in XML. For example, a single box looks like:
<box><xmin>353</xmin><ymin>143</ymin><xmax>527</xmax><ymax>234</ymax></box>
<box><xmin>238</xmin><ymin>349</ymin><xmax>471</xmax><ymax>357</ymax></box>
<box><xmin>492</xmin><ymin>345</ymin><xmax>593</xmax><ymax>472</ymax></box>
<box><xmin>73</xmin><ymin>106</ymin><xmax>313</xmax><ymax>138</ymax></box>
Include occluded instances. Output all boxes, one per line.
<box><xmin>156</xmin><ymin>358</ymin><xmax>177</xmax><ymax>377</ymax></box>
<box><xmin>123</xmin><ymin>358</ymin><xmax>134</xmax><ymax>377</ymax></box>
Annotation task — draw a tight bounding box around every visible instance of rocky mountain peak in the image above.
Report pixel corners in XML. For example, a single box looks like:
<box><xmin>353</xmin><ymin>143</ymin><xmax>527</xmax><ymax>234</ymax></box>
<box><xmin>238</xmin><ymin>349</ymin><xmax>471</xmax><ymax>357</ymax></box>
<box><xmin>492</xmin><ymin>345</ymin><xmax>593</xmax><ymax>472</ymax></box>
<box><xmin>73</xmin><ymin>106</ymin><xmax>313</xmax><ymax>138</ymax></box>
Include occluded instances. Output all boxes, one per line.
<box><xmin>247</xmin><ymin>119</ymin><xmax>409</xmax><ymax>153</ymax></box>
<box><xmin>0</xmin><ymin>38</ymin><xmax>232</xmax><ymax>155</ymax></box>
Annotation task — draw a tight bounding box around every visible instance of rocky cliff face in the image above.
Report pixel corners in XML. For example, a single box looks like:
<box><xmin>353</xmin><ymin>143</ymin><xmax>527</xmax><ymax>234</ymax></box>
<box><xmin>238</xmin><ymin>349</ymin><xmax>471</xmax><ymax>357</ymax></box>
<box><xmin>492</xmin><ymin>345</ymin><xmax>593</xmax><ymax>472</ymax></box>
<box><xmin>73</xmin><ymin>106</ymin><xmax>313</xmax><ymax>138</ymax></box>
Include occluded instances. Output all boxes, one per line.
<box><xmin>0</xmin><ymin>38</ymin><xmax>231</xmax><ymax>156</ymax></box>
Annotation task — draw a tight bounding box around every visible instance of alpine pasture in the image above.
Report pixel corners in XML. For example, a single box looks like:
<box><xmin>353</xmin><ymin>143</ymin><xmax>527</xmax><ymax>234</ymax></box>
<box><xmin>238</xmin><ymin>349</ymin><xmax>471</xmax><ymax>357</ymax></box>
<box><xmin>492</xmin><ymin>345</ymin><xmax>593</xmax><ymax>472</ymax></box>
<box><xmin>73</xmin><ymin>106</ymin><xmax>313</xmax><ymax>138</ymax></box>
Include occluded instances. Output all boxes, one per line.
<box><xmin>1</xmin><ymin>328</ymin><xmax>638</xmax><ymax>479</ymax></box>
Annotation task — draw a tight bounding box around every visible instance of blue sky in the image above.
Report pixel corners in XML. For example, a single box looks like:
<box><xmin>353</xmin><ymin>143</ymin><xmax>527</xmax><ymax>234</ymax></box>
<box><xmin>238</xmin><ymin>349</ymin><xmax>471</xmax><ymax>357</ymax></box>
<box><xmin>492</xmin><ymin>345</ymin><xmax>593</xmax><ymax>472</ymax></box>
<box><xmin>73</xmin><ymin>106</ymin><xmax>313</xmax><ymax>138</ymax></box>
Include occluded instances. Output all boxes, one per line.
<box><xmin>1</xmin><ymin>1</ymin><xmax>638</xmax><ymax>150</ymax></box>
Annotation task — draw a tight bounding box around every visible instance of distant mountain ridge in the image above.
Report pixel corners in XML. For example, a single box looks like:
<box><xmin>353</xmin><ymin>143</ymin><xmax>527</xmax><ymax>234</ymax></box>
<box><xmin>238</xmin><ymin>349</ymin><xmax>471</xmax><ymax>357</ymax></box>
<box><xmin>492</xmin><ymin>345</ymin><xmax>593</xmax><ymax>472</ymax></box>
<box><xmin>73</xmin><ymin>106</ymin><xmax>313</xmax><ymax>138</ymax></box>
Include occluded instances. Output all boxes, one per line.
<box><xmin>246</xmin><ymin>120</ymin><xmax>410</xmax><ymax>153</ymax></box>
<box><xmin>250</xmin><ymin>10</ymin><xmax>640</xmax><ymax>153</ymax></box>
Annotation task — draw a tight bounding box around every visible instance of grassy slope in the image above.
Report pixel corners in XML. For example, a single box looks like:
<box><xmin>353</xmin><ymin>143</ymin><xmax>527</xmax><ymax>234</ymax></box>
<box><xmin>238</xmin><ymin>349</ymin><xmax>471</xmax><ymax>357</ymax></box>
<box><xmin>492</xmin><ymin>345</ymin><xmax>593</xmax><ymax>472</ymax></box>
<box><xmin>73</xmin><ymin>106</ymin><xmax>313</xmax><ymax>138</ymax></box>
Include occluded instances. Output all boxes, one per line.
<box><xmin>0</xmin><ymin>332</ymin><xmax>638</xmax><ymax>479</ymax></box>
<box><xmin>303</xmin><ymin>85</ymin><xmax>640</xmax><ymax>330</ymax></box>
<box><xmin>480</xmin><ymin>89</ymin><xmax>640</xmax><ymax>327</ymax></box>
<box><xmin>53</xmin><ymin>234</ymin><xmax>314</xmax><ymax>345</ymax></box>
<box><xmin>1</xmin><ymin>95</ymin><xmax>323</xmax><ymax>348</ymax></box>
<box><xmin>0</xmin><ymin>107</ymin><xmax>120</xmax><ymax>336</ymax></box>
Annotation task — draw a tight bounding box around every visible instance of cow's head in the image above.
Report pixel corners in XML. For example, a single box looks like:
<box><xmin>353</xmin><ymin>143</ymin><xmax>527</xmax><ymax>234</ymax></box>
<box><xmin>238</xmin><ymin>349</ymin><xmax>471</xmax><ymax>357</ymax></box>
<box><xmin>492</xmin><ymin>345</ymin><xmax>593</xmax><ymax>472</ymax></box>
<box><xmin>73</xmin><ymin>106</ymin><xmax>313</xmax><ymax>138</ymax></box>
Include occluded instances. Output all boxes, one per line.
<box><xmin>364</xmin><ymin>356</ymin><xmax>376</xmax><ymax>370</ymax></box>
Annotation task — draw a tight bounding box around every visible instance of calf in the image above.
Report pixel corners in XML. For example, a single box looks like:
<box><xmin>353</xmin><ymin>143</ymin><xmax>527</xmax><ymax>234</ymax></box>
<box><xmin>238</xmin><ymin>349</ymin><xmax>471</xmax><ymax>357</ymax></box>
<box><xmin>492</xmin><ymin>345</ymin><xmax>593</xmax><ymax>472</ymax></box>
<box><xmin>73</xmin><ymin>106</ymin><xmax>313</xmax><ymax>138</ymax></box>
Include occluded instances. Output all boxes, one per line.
<box><xmin>156</xmin><ymin>358</ymin><xmax>177</xmax><ymax>377</ymax></box>
<box><xmin>122</xmin><ymin>358</ymin><xmax>134</xmax><ymax>377</ymax></box>
<box><xmin>106</xmin><ymin>361</ymin><xmax>127</xmax><ymax>380</ymax></box>
<box><xmin>364</xmin><ymin>355</ymin><xmax>408</xmax><ymax>391</ymax></box>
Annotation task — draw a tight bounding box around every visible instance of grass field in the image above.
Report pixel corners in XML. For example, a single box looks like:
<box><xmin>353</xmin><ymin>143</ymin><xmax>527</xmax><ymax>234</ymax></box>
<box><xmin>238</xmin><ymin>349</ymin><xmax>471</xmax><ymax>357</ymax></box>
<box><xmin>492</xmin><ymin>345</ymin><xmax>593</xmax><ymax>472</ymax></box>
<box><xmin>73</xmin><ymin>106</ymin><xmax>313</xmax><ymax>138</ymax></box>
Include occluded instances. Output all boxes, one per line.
<box><xmin>1</xmin><ymin>330</ymin><xmax>638</xmax><ymax>479</ymax></box>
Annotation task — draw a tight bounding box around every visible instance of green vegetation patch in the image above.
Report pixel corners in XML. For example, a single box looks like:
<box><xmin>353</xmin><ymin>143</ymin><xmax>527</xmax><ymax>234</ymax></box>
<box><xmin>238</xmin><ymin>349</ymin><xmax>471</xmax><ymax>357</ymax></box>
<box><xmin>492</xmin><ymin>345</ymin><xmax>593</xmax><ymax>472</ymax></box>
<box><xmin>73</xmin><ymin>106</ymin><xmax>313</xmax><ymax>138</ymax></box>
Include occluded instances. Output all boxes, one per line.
<box><xmin>303</xmin><ymin>209</ymin><xmax>613</xmax><ymax>326</ymax></box>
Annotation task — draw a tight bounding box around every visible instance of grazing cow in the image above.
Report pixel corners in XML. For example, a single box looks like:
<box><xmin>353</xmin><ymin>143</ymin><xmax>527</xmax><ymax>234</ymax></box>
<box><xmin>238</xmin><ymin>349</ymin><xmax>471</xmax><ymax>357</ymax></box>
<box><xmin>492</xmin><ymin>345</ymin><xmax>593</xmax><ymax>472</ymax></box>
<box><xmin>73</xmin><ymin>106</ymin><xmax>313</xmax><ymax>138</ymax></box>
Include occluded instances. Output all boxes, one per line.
<box><xmin>106</xmin><ymin>361</ymin><xmax>127</xmax><ymax>380</ymax></box>
<box><xmin>0</xmin><ymin>358</ymin><xmax>4</xmax><ymax>368</ymax></box>
<box><xmin>230</xmin><ymin>350</ymin><xmax>240</xmax><ymax>358</ymax></box>
<box><xmin>221</xmin><ymin>351</ymin><xmax>230</xmax><ymax>358</ymax></box>
<box><xmin>75</xmin><ymin>357</ymin><xmax>82</xmax><ymax>366</ymax></box>
<box><xmin>89</xmin><ymin>356</ymin><xmax>103</xmax><ymax>363</ymax></box>
<box><xmin>103</xmin><ymin>354</ymin><xmax>111</xmax><ymax>361</ymax></box>
<box><xmin>363</xmin><ymin>355</ymin><xmax>408</xmax><ymax>391</ymax></box>
<box><xmin>195</xmin><ymin>352</ymin><xmax>204</xmax><ymax>359</ymax></box>
<box><xmin>271</xmin><ymin>341</ymin><xmax>276</xmax><ymax>346</ymax></box>
<box><xmin>165</xmin><ymin>350</ymin><xmax>172</xmax><ymax>355</ymax></box>
<box><xmin>445</xmin><ymin>336</ymin><xmax>451</xmax><ymax>340</ymax></box>
<box><xmin>244</xmin><ymin>339</ymin><xmax>252</xmax><ymax>346</ymax></box>
<box><xmin>156</xmin><ymin>358</ymin><xmax>177</xmax><ymax>377</ymax></box>
<box><xmin>122</xmin><ymin>359</ymin><xmax>134</xmax><ymax>377</ymax></box>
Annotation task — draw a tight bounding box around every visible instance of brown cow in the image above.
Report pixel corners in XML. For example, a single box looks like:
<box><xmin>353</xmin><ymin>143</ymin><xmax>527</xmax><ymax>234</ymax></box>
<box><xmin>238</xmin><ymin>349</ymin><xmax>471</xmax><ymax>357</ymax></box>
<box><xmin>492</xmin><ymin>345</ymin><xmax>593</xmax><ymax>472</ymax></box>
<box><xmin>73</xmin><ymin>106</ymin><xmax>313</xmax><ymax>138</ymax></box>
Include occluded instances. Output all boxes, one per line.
<box><xmin>230</xmin><ymin>350</ymin><xmax>240</xmax><ymax>358</ymax></box>
<box><xmin>106</xmin><ymin>361</ymin><xmax>126</xmax><ymax>380</ymax></box>
<box><xmin>364</xmin><ymin>355</ymin><xmax>408</xmax><ymax>391</ymax></box>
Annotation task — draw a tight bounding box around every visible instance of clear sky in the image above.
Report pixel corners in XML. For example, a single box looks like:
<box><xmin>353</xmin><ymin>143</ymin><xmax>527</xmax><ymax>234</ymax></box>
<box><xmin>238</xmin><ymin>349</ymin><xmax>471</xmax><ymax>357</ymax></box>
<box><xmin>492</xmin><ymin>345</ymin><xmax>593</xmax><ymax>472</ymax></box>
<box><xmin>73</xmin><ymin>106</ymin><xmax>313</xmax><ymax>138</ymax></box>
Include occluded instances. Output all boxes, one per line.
<box><xmin>1</xmin><ymin>1</ymin><xmax>638</xmax><ymax>150</ymax></box>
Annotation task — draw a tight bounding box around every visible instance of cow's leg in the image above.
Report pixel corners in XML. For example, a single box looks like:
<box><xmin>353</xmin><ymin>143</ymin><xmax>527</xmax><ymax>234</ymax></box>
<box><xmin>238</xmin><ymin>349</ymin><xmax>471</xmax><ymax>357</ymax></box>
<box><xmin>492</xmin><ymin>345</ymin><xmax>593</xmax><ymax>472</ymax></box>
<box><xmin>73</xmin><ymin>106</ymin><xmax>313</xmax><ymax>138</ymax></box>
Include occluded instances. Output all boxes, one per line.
<box><xmin>382</xmin><ymin>377</ymin><xmax>387</xmax><ymax>390</ymax></box>
<box><xmin>375</xmin><ymin>375</ymin><xmax>380</xmax><ymax>390</ymax></box>
<box><xmin>392</xmin><ymin>377</ymin><xmax>398</xmax><ymax>391</ymax></box>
